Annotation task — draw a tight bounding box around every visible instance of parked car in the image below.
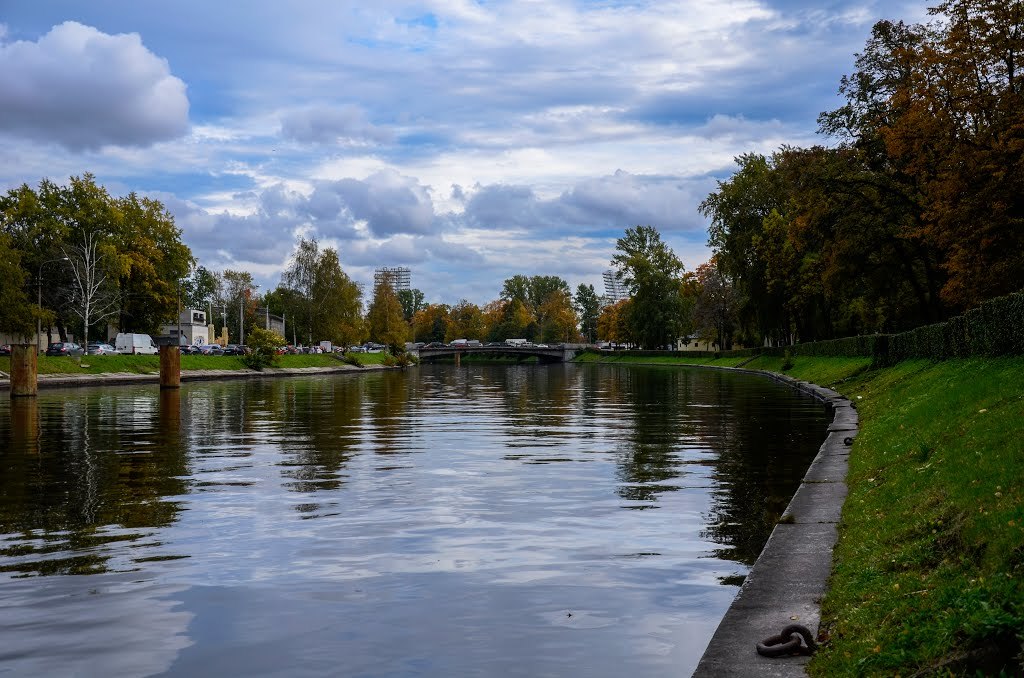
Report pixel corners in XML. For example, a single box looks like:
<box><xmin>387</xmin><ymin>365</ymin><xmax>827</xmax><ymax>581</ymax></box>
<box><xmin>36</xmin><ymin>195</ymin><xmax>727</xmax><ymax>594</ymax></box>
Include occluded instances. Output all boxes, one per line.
<box><xmin>0</xmin><ymin>344</ymin><xmax>11</xmax><ymax>356</ymax></box>
<box><xmin>198</xmin><ymin>344</ymin><xmax>224</xmax><ymax>356</ymax></box>
<box><xmin>86</xmin><ymin>342</ymin><xmax>117</xmax><ymax>355</ymax></box>
<box><xmin>46</xmin><ymin>342</ymin><xmax>84</xmax><ymax>356</ymax></box>
<box><xmin>223</xmin><ymin>344</ymin><xmax>244</xmax><ymax>355</ymax></box>
<box><xmin>181</xmin><ymin>344</ymin><xmax>202</xmax><ymax>355</ymax></box>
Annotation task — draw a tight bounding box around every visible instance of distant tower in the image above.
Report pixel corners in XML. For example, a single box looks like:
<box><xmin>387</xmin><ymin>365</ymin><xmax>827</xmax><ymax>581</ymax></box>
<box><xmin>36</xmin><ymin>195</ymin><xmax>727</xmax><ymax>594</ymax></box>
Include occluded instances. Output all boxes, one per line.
<box><xmin>374</xmin><ymin>266</ymin><xmax>411</xmax><ymax>292</ymax></box>
<box><xmin>602</xmin><ymin>269</ymin><xmax>627</xmax><ymax>303</ymax></box>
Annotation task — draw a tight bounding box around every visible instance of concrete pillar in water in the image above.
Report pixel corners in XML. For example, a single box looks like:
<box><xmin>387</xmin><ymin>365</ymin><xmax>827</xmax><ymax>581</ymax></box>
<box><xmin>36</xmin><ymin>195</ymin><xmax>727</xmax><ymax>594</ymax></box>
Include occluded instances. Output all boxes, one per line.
<box><xmin>159</xmin><ymin>345</ymin><xmax>181</xmax><ymax>389</ymax></box>
<box><xmin>455</xmin><ymin>351</ymin><xmax>461</xmax><ymax>367</ymax></box>
<box><xmin>10</xmin><ymin>344</ymin><xmax>38</xmax><ymax>398</ymax></box>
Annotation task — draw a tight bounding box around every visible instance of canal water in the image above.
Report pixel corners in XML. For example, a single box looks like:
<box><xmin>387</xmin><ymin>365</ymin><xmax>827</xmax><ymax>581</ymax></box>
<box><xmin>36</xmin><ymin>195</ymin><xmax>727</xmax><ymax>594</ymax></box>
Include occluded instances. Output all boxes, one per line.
<box><xmin>0</xmin><ymin>364</ymin><xmax>827</xmax><ymax>677</ymax></box>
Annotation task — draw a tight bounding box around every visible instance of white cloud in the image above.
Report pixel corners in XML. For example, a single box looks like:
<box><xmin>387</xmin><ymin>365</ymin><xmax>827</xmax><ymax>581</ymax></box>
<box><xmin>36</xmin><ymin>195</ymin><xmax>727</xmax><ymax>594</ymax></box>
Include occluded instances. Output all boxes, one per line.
<box><xmin>279</xmin><ymin>105</ymin><xmax>394</xmax><ymax>146</ymax></box>
<box><xmin>0</xmin><ymin>21</ymin><xmax>189</xmax><ymax>150</ymax></box>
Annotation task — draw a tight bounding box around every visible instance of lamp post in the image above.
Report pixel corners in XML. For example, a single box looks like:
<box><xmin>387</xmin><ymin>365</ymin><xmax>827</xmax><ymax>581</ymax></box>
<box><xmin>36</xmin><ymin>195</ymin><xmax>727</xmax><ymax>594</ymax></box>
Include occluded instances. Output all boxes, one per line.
<box><xmin>37</xmin><ymin>256</ymin><xmax>69</xmax><ymax>355</ymax></box>
<box><xmin>177</xmin><ymin>280</ymin><xmax>183</xmax><ymax>348</ymax></box>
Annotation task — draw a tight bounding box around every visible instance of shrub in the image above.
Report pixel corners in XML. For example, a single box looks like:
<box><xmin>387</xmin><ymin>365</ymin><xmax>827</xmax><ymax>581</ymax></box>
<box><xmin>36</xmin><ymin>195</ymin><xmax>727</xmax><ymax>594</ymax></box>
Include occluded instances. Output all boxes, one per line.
<box><xmin>339</xmin><ymin>352</ymin><xmax>364</xmax><ymax>368</ymax></box>
<box><xmin>242</xmin><ymin>327</ymin><xmax>285</xmax><ymax>371</ymax></box>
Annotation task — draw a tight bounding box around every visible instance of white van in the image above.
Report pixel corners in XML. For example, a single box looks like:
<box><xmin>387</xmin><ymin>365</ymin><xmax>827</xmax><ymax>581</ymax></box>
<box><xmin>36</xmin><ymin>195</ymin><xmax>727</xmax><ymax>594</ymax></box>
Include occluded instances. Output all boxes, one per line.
<box><xmin>115</xmin><ymin>333</ymin><xmax>159</xmax><ymax>355</ymax></box>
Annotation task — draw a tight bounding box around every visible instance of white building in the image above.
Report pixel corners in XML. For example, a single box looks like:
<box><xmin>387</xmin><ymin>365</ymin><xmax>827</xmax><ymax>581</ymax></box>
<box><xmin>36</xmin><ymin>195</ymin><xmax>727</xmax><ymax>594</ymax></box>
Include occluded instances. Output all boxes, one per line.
<box><xmin>158</xmin><ymin>309</ymin><xmax>210</xmax><ymax>346</ymax></box>
<box><xmin>374</xmin><ymin>266</ymin><xmax>411</xmax><ymax>292</ymax></box>
<box><xmin>602</xmin><ymin>270</ymin><xmax>628</xmax><ymax>304</ymax></box>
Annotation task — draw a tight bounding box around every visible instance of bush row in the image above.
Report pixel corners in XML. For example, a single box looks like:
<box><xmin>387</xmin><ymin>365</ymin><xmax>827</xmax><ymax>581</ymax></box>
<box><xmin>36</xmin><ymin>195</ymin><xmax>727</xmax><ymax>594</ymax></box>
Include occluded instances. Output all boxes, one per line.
<box><xmin>878</xmin><ymin>290</ymin><xmax>1024</xmax><ymax>364</ymax></box>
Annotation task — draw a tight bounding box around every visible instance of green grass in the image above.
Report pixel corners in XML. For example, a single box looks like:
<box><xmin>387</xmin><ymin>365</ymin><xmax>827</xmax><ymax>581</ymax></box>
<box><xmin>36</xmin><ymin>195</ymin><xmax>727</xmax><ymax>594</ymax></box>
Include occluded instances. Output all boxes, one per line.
<box><xmin>741</xmin><ymin>354</ymin><xmax>873</xmax><ymax>385</ymax></box>
<box><xmin>0</xmin><ymin>351</ymin><xmax>389</xmax><ymax>375</ymax></box>
<box><xmin>802</xmin><ymin>358</ymin><xmax>1024</xmax><ymax>677</ymax></box>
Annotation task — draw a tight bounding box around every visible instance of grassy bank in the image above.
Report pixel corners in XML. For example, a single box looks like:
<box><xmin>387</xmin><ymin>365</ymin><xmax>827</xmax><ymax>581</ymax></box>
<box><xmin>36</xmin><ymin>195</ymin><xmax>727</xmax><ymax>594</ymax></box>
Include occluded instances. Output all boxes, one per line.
<box><xmin>577</xmin><ymin>351</ymin><xmax>1023</xmax><ymax>675</ymax></box>
<box><xmin>0</xmin><ymin>352</ymin><xmax>388</xmax><ymax>375</ymax></box>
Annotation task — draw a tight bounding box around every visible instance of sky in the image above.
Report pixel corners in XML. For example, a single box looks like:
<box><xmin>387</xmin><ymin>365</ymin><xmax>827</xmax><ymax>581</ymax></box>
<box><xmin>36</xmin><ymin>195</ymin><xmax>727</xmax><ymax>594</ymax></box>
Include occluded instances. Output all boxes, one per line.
<box><xmin>0</xmin><ymin>0</ymin><xmax>927</xmax><ymax>305</ymax></box>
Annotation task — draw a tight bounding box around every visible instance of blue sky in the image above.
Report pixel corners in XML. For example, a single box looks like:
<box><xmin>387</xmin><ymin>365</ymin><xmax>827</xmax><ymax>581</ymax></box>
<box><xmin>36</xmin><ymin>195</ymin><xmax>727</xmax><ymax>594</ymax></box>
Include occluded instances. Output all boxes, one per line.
<box><xmin>0</xmin><ymin>0</ymin><xmax>926</xmax><ymax>304</ymax></box>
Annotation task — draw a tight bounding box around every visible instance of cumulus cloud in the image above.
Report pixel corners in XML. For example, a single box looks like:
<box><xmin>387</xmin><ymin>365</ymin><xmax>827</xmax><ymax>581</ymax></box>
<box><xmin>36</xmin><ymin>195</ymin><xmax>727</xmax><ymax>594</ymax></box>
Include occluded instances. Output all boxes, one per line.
<box><xmin>459</xmin><ymin>171</ymin><xmax>714</xmax><ymax>237</ymax></box>
<box><xmin>279</xmin><ymin>105</ymin><xmax>394</xmax><ymax>145</ymax></box>
<box><xmin>0</xmin><ymin>21</ymin><xmax>189</xmax><ymax>150</ymax></box>
<box><xmin>326</xmin><ymin>170</ymin><xmax>436</xmax><ymax>237</ymax></box>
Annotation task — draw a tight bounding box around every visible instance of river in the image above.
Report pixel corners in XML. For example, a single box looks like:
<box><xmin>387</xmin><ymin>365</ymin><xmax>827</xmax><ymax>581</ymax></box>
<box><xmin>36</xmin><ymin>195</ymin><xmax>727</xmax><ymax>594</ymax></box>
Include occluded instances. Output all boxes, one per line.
<box><xmin>0</xmin><ymin>363</ymin><xmax>827</xmax><ymax>677</ymax></box>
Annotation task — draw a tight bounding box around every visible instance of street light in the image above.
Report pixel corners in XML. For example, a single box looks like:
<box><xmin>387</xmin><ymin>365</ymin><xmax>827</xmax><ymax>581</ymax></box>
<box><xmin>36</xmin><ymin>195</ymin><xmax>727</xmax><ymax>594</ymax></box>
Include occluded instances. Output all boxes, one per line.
<box><xmin>37</xmin><ymin>256</ymin><xmax>69</xmax><ymax>355</ymax></box>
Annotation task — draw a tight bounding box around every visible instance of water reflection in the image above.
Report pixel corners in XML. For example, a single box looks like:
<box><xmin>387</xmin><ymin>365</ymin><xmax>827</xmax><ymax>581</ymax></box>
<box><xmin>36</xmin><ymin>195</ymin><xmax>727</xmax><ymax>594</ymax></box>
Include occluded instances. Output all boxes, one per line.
<box><xmin>0</xmin><ymin>365</ymin><xmax>826</xmax><ymax>677</ymax></box>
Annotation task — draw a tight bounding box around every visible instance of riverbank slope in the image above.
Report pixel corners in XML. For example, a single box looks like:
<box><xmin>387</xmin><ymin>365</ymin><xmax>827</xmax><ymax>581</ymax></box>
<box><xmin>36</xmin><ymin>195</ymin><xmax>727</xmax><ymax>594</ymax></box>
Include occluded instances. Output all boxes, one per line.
<box><xmin>0</xmin><ymin>353</ymin><xmax>392</xmax><ymax>389</ymax></box>
<box><xmin>576</xmin><ymin>351</ymin><xmax>1023</xmax><ymax>676</ymax></box>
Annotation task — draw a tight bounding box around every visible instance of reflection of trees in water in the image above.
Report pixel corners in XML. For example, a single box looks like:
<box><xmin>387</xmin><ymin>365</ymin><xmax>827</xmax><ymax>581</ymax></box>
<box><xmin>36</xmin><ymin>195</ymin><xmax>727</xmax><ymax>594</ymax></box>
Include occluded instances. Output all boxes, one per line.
<box><xmin>495</xmin><ymin>365</ymin><xmax>575</xmax><ymax>459</ymax></box>
<box><xmin>271</xmin><ymin>377</ymin><xmax>364</xmax><ymax>494</ymax></box>
<box><xmin>0</xmin><ymin>389</ymin><xmax>190</xmax><ymax>576</ymax></box>
<box><xmin>608</xmin><ymin>367</ymin><xmax>693</xmax><ymax>503</ymax></box>
<box><xmin>580</xmin><ymin>365</ymin><xmax>825</xmax><ymax>567</ymax></box>
<box><xmin>363</xmin><ymin>370</ymin><xmax>413</xmax><ymax>456</ymax></box>
<box><xmin>695</xmin><ymin>372</ymin><xmax>825</xmax><ymax>566</ymax></box>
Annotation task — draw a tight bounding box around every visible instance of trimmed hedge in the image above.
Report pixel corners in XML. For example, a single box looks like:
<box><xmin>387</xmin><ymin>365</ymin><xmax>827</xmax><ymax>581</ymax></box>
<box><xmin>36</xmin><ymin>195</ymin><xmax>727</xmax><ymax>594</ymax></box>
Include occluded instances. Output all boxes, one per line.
<box><xmin>761</xmin><ymin>335</ymin><xmax>881</xmax><ymax>359</ymax></box>
<box><xmin>880</xmin><ymin>290</ymin><xmax>1024</xmax><ymax>364</ymax></box>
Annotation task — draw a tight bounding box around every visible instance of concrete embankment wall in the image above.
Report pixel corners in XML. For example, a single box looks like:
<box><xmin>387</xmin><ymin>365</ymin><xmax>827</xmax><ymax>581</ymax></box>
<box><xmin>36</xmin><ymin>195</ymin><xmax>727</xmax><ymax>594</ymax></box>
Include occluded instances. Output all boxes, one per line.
<box><xmin>692</xmin><ymin>370</ymin><xmax>857</xmax><ymax>677</ymax></box>
<box><xmin>0</xmin><ymin>365</ymin><xmax>393</xmax><ymax>391</ymax></box>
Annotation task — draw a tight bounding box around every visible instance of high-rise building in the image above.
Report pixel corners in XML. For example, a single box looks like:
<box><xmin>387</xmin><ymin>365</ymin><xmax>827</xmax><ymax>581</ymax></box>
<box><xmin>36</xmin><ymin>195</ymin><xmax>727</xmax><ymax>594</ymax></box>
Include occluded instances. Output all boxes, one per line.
<box><xmin>602</xmin><ymin>269</ymin><xmax>628</xmax><ymax>303</ymax></box>
<box><xmin>374</xmin><ymin>266</ymin><xmax>411</xmax><ymax>292</ymax></box>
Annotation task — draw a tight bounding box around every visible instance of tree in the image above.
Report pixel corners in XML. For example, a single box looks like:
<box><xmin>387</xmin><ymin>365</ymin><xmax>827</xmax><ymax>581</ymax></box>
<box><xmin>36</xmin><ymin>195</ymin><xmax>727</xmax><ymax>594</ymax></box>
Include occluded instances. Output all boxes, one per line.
<box><xmin>0</xmin><ymin>233</ymin><xmax>37</xmax><ymax>338</ymax></box>
<box><xmin>397</xmin><ymin>288</ymin><xmax>426</xmax><ymax>322</ymax></box>
<box><xmin>367</xmin><ymin>276</ymin><xmax>406</xmax><ymax>352</ymax></box>
<box><xmin>597</xmin><ymin>298</ymin><xmax>632</xmax><ymax>346</ymax></box>
<box><xmin>611</xmin><ymin>225</ymin><xmax>688</xmax><ymax>349</ymax></box>
<box><xmin>574</xmin><ymin>284</ymin><xmax>601</xmax><ymax>343</ymax></box>
<box><xmin>62</xmin><ymin>229</ymin><xmax>119</xmax><ymax>353</ymax></box>
<box><xmin>445</xmin><ymin>300</ymin><xmax>486</xmax><ymax>341</ymax></box>
<box><xmin>692</xmin><ymin>259</ymin><xmax>740</xmax><ymax>350</ymax></box>
<box><xmin>537</xmin><ymin>289</ymin><xmax>578</xmax><ymax>343</ymax></box>
<box><xmin>412</xmin><ymin>304</ymin><xmax>450</xmax><ymax>344</ymax></box>
<box><xmin>819</xmin><ymin>1</ymin><xmax>1024</xmax><ymax>310</ymax></box>
<box><xmin>182</xmin><ymin>266</ymin><xmax>219</xmax><ymax>311</ymax></box>
<box><xmin>282</xmin><ymin>237</ymin><xmax>321</xmax><ymax>344</ymax></box>
<box><xmin>312</xmin><ymin>248</ymin><xmax>364</xmax><ymax>347</ymax></box>
<box><xmin>221</xmin><ymin>270</ymin><xmax>257</xmax><ymax>344</ymax></box>
<box><xmin>500</xmin><ymin>275</ymin><xmax>532</xmax><ymax>305</ymax></box>
<box><xmin>112</xmin><ymin>191</ymin><xmax>193</xmax><ymax>334</ymax></box>
<box><xmin>487</xmin><ymin>297</ymin><xmax>534</xmax><ymax>341</ymax></box>
<box><xmin>280</xmin><ymin>237</ymin><xmax>363</xmax><ymax>346</ymax></box>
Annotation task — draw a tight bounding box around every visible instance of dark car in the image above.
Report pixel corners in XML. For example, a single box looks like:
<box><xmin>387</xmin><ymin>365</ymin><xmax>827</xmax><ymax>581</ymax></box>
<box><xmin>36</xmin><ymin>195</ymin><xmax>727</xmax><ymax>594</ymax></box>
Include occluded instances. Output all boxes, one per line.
<box><xmin>180</xmin><ymin>344</ymin><xmax>202</xmax><ymax>355</ymax></box>
<box><xmin>198</xmin><ymin>344</ymin><xmax>224</xmax><ymax>356</ymax></box>
<box><xmin>223</xmin><ymin>344</ymin><xmax>245</xmax><ymax>355</ymax></box>
<box><xmin>0</xmin><ymin>344</ymin><xmax>11</xmax><ymax>356</ymax></box>
<box><xmin>46</xmin><ymin>342</ymin><xmax>84</xmax><ymax>356</ymax></box>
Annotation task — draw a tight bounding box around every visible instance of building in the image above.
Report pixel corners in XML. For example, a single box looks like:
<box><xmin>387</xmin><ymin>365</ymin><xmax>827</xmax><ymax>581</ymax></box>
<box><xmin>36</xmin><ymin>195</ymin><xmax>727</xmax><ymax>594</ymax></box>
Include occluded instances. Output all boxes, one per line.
<box><xmin>374</xmin><ymin>266</ymin><xmax>411</xmax><ymax>292</ymax></box>
<box><xmin>158</xmin><ymin>309</ymin><xmax>210</xmax><ymax>347</ymax></box>
<box><xmin>602</xmin><ymin>270</ymin><xmax>628</xmax><ymax>304</ymax></box>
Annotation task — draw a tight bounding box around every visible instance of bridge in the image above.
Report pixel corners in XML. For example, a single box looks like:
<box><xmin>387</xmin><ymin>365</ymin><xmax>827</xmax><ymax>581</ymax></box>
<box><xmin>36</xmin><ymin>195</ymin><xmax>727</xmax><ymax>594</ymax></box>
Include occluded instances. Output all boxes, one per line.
<box><xmin>412</xmin><ymin>344</ymin><xmax>582</xmax><ymax>363</ymax></box>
